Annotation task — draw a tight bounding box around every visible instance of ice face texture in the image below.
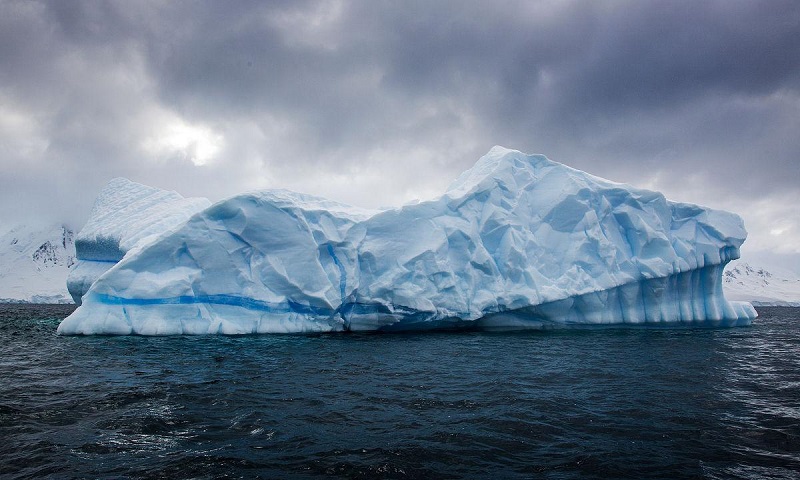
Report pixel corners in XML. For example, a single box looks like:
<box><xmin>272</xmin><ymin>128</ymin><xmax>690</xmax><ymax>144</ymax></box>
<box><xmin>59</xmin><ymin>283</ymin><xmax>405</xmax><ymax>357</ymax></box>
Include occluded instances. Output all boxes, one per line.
<box><xmin>58</xmin><ymin>147</ymin><xmax>756</xmax><ymax>335</ymax></box>
<box><xmin>66</xmin><ymin>178</ymin><xmax>211</xmax><ymax>305</ymax></box>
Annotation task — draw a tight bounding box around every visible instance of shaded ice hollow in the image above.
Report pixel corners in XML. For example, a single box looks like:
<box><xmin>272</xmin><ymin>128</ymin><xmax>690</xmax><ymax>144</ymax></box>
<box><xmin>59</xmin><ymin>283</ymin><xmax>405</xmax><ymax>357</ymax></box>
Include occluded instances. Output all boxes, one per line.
<box><xmin>59</xmin><ymin>147</ymin><xmax>756</xmax><ymax>335</ymax></box>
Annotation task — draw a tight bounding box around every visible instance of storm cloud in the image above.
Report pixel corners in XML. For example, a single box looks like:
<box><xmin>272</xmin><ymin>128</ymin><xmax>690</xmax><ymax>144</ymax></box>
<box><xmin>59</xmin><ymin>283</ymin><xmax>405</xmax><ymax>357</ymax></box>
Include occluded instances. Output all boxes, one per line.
<box><xmin>1</xmin><ymin>0</ymin><xmax>798</xmax><ymax>266</ymax></box>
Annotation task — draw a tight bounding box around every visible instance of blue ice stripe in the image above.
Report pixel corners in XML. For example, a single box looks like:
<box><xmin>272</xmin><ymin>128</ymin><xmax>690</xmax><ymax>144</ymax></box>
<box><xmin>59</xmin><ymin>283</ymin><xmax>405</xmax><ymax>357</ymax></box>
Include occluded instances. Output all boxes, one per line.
<box><xmin>94</xmin><ymin>293</ymin><xmax>336</xmax><ymax>316</ymax></box>
<box><xmin>93</xmin><ymin>292</ymin><xmax>408</xmax><ymax>319</ymax></box>
<box><xmin>326</xmin><ymin>244</ymin><xmax>347</xmax><ymax>302</ymax></box>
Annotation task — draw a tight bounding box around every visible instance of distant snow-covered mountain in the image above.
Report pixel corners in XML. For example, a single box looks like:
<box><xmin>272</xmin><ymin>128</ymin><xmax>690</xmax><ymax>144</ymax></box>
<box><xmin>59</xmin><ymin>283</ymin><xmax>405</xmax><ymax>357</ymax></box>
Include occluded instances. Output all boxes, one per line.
<box><xmin>723</xmin><ymin>261</ymin><xmax>800</xmax><ymax>306</ymax></box>
<box><xmin>0</xmin><ymin>224</ymin><xmax>76</xmax><ymax>303</ymax></box>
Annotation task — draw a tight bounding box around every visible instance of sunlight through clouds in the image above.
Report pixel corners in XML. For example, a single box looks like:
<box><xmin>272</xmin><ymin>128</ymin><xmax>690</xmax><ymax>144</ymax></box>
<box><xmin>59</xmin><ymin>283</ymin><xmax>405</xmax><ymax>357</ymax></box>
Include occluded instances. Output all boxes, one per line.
<box><xmin>142</xmin><ymin>115</ymin><xmax>223</xmax><ymax>166</ymax></box>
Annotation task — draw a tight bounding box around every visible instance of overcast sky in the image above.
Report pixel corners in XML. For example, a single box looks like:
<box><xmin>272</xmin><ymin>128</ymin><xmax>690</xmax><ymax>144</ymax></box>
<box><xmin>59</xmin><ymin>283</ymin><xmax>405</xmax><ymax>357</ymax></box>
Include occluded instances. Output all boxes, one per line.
<box><xmin>1</xmin><ymin>0</ymin><xmax>798</xmax><ymax>269</ymax></box>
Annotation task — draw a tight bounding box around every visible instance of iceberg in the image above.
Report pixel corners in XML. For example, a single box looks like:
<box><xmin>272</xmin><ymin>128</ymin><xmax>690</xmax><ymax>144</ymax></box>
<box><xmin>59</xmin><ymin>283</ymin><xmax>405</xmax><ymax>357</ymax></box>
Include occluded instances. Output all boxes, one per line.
<box><xmin>66</xmin><ymin>178</ymin><xmax>211</xmax><ymax>305</ymax></box>
<box><xmin>58</xmin><ymin>147</ymin><xmax>756</xmax><ymax>335</ymax></box>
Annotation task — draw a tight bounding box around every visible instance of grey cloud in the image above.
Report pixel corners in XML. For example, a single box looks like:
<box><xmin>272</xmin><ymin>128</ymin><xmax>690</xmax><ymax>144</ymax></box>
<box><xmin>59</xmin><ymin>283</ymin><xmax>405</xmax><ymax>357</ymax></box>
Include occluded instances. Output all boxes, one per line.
<box><xmin>0</xmin><ymin>0</ymin><xmax>798</xmax><ymax>259</ymax></box>
<box><xmin>555</xmin><ymin>2</ymin><xmax>800</xmax><ymax>109</ymax></box>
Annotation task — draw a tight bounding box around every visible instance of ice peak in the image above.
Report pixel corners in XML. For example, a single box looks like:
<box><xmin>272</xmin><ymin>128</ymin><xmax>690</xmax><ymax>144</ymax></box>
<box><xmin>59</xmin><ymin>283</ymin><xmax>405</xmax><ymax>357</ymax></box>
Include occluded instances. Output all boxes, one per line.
<box><xmin>446</xmin><ymin>146</ymin><xmax>550</xmax><ymax>198</ymax></box>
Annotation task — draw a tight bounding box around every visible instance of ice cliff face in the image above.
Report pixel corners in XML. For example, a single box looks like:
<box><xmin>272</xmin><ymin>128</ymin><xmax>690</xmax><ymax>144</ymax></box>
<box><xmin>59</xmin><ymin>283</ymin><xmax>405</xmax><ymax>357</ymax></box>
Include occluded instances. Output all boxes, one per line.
<box><xmin>67</xmin><ymin>178</ymin><xmax>211</xmax><ymax>304</ymax></box>
<box><xmin>58</xmin><ymin>147</ymin><xmax>756</xmax><ymax>335</ymax></box>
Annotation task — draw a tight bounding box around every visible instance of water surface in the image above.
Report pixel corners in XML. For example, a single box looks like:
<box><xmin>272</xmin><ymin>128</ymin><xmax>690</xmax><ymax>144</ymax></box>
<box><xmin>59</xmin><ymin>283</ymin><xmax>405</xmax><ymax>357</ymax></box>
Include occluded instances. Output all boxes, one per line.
<box><xmin>1</xmin><ymin>305</ymin><xmax>798</xmax><ymax>479</ymax></box>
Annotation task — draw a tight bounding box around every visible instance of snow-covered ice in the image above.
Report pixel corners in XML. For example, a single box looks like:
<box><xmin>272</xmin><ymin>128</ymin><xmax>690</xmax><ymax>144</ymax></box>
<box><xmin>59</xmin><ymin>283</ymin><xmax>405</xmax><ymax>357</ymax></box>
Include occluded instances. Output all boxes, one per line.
<box><xmin>66</xmin><ymin>178</ymin><xmax>211</xmax><ymax>304</ymax></box>
<box><xmin>58</xmin><ymin>147</ymin><xmax>757</xmax><ymax>335</ymax></box>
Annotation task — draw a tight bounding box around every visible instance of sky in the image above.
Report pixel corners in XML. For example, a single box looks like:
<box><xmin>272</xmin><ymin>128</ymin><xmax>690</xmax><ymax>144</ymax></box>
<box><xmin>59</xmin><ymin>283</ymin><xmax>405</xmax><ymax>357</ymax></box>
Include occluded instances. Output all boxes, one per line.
<box><xmin>1</xmin><ymin>0</ymin><xmax>798</xmax><ymax>270</ymax></box>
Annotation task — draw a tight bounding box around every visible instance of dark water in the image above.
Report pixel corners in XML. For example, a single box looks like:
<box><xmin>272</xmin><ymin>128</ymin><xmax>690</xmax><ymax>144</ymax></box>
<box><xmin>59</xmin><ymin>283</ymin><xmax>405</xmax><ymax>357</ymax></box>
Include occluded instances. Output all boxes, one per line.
<box><xmin>1</xmin><ymin>305</ymin><xmax>798</xmax><ymax>479</ymax></box>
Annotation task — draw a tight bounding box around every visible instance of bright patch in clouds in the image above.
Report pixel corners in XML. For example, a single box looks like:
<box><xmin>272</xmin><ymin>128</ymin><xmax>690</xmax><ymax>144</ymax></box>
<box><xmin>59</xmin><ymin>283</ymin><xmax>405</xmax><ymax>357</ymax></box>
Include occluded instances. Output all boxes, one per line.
<box><xmin>142</xmin><ymin>115</ymin><xmax>223</xmax><ymax>166</ymax></box>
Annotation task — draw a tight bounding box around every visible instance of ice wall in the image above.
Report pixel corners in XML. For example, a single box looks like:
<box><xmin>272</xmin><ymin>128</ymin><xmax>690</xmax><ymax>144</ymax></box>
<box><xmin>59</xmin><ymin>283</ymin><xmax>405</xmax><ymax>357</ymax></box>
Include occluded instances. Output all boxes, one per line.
<box><xmin>66</xmin><ymin>178</ymin><xmax>211</xmax><ymax>304</ymax></box>
<box><xmin>59</xmin><ymin>147</ymin><xmax>756</xmax><ymax>334</ymax></box>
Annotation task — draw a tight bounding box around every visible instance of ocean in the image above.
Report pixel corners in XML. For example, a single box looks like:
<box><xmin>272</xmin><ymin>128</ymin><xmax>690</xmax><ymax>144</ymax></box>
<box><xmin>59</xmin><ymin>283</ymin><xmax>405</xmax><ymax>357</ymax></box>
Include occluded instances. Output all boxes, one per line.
<box><xmin>1</xmin><ymin>304</ymin><xmax>798</xmax><ymax>479</ymax></box>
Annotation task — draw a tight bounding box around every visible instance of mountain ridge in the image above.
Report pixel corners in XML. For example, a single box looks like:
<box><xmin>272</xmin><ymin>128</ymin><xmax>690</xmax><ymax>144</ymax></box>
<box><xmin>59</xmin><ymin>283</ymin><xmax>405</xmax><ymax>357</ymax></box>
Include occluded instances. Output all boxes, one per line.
<box><xmin>0</xmin><ymin>223</ymin><xmax>76</xmax><ymax>303</ymax></box>
<box><xmin>723</xmin><ymin>260</ymin><xmax>800</xmax><ymax>307</ymax></box>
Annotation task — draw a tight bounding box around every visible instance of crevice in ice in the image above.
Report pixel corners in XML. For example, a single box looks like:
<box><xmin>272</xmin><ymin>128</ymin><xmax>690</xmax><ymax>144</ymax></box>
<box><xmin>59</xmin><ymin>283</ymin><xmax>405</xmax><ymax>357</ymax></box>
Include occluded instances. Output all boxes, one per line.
<box><xmin>326</xmin><ymin>243</ymin><xmax>347</xmax><ymax>304</ymax></box>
